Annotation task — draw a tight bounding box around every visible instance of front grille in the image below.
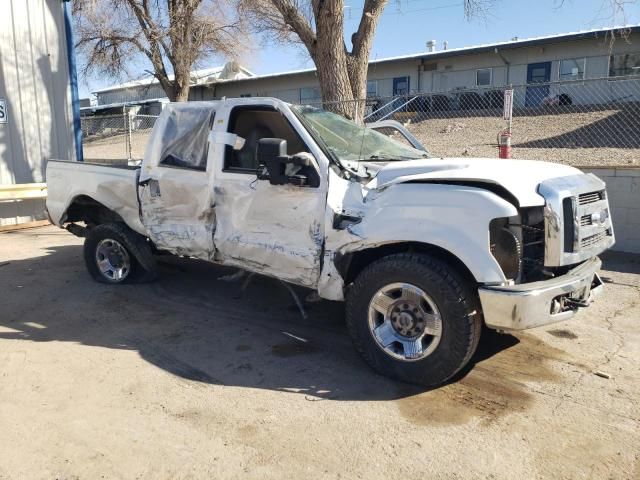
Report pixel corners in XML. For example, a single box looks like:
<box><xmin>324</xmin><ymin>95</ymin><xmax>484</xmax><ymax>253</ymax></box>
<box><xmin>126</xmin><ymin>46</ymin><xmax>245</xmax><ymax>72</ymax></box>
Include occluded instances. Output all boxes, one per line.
<box><xmin>539</xmin><ymin>175</ymin><xmax>613</xmax><ymax>267</ymax></box>
<box><xmin>578</xmin><ymin>190</ymin><xmax>604</xmax><ymax>205</ymax></box>
<box><xmin>581</xmin><ymin>229</ymin><xmax>610</xmax><ymax>248</ymax></box>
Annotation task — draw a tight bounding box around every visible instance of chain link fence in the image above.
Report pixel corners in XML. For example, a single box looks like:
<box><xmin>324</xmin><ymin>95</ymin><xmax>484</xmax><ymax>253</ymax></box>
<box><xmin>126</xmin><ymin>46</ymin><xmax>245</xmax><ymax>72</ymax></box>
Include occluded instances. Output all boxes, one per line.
<box><xmin>81</xmin><ymin>113</ymin><xmax>158</xmax><ymax>163</ymax></box>
<box><xmin>310</xmin><ymin>75</ymin><xmax>640</xmax><ymax>167</ymax></box>
<box><xmin>80</xmin><ymin>75</ymin><xmax>639</xmax><ymax>167</ymax></box>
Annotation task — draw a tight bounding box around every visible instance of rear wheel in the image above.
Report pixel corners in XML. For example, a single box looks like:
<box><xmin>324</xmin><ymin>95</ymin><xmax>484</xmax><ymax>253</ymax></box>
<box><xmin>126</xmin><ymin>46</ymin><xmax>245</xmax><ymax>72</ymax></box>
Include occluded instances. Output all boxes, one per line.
<box><xmin>346</xmin><ymin>253</ymin><xmax>482</xmax><ymax>386</ymax></box>
<box><xmin>84</xmin><ymin>223</ymin><xmax>157</xmax><ymax>284</ymax></box>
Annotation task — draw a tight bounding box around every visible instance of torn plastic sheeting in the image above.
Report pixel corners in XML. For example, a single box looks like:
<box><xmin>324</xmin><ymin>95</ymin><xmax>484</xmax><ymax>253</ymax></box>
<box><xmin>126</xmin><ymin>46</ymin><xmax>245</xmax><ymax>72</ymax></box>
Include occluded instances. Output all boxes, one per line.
<box><xmin>140</xmin><ymin>103</ymin><xmax>217</xmax><ymax>178</ymax></box>
<box><xmin>210</xmin><ymin>131</ymin><xmax>245</xmax><ymax>150</ymax></box>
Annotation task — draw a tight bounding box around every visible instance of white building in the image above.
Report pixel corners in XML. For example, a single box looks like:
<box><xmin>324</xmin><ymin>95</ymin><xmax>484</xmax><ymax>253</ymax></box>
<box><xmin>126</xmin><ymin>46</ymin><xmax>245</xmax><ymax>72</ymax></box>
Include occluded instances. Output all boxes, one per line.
<box><xmin>189</xmin><ymin>26</ymin><xmax>640</xmax><ymax>108</ymax></box>
<box><xmin>89</xmin><ymin>26</ymin><xmax>640</xmax><ymax>111</ymax></box>
<box><xmin>0</xmin><ymin>0</ymin><xmax>80</xmax><ymax>226</ymax></box>
<box><xmin>86</xmin><ymin>62</ymin><xmax>254</xmax><ymax>115</ymax></box>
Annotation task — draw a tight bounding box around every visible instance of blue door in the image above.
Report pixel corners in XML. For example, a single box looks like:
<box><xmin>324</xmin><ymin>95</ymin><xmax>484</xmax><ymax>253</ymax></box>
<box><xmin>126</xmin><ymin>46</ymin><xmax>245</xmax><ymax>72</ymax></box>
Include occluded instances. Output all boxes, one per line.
<box><xmin>525</xmin><ymin>62</ymin><xmax>551</xmax><ymax>107</ymax></box>
<box><xmin>393</xmin><ymin>76</ymin><xmax>410</xmax><ymax>96</ymax></box>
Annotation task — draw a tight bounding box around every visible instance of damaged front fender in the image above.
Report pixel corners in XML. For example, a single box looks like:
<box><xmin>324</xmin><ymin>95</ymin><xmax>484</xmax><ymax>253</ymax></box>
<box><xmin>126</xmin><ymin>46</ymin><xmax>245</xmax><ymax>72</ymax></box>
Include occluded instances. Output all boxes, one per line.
<box><xmin>317</xmin><ymin>177</ymin><xmax>518</xmax><ymax>301</ymax></box>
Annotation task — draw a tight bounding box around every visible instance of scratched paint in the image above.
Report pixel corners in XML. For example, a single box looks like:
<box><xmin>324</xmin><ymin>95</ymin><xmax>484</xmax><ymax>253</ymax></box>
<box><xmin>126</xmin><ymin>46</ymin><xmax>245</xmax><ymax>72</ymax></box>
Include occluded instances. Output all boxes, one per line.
<box><xmin>46</xmin><ymin>160</ymin><xmax>147</xmax><ymax>236</ymax></box>
<box><xmin>212</xmin><ymin>174</ymin><xmax>325</xmax><ymax>287</ymax></box>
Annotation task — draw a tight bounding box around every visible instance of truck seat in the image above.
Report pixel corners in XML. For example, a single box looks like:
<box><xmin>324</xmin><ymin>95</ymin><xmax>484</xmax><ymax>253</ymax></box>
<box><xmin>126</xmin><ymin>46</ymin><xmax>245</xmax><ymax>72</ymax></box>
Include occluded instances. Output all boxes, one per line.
<box><xmin>235</xmin><ymin>125</ymin><xmax>274</xmax><ymax>170</ymax></box>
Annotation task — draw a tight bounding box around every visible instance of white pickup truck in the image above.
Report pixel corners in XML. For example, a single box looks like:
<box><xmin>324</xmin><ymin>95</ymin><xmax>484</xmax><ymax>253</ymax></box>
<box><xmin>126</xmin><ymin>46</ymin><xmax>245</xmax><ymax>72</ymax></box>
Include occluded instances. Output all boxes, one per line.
<box><xmin>46</xmin><ymin>98</ymin><xmax>615</xmax><ymax>386</ymax></box>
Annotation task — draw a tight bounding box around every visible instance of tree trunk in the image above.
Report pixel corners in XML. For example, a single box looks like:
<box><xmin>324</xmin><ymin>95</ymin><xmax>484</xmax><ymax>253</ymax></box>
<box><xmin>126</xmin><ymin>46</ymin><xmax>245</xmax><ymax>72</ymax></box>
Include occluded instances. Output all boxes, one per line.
<box><xmin>346</xmin><ymin>56</ymin><xmax>369</xmax><ymax>123</ymax></box>
<box><xmin>346</xmin><ymin>0</ymin><xmax>388</xmax><ymax>123</ymax></box>
<box><xmin>311</xmin><ymin>0</ymin><xmax>358</xmax><ymax>120</ymax></box>
<box><xmin>173</xmin><ymin>84</ymin><xmax>190</xmax><ymax>102</ymax></box>
<box><xmin>307</xmin><ymin>0</ymin><xmax>386</xmax><ymax>123</ymax></box>
<box><xmin>171</xmin><ymin>69</ymin><xmax>191</xmax><ymax>102</ymax></box>
<box><xmin>314</xmin><ymin>54</ymin><xmax>356</xmax><ymax>120</ymax></box>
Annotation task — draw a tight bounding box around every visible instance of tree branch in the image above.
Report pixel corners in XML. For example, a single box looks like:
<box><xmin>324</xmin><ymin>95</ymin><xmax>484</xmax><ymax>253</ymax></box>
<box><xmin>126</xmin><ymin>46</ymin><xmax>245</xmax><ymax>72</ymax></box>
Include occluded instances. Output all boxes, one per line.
<box><xmin>350</xmin><ymin>0</ymin><xmax>387</xmax><ymax>59</ymax></box>
<box><xmin>269</xmin><ymin>0</ymin><xmax>318</xmax><ymax>56</ymax></box>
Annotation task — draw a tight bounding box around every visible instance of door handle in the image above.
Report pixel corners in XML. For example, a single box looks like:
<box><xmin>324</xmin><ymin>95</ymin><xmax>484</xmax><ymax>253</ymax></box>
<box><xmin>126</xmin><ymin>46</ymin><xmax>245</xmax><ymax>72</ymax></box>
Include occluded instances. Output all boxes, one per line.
<box><xmin>139</xmin><ymin>178</ymin><xmax>161</xmax><ymax>197</ymax></box>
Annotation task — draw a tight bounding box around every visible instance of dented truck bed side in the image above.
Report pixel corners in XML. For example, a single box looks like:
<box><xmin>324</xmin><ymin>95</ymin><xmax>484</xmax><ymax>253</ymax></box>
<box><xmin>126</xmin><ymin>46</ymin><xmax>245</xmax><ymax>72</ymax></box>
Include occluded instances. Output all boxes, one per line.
<box><xmin>46</xmin><ymin>160</ymin><xmax>145</xmax><ymax>235</ymax></box>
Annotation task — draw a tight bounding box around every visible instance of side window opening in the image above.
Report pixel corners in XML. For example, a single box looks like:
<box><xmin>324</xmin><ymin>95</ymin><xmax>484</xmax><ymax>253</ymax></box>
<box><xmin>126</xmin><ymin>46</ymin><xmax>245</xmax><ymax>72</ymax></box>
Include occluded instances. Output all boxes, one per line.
<box><xmin>159</xmin><ymin>108</ymin><xmax>215</xmax><ymax>171</ymax></box>
<box><xmin>224</xmin><ymin>106</ymin><xmax>310</xmax><ymax>172</ymax></box>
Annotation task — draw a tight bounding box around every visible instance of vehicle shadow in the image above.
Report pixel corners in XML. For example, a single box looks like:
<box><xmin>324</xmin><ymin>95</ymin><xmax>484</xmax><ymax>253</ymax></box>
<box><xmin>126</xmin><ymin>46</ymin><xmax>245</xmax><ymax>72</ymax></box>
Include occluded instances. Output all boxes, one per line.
<box><xmin>600</xmin><ymin>250</ymin><xmax>640</xmax><ymax>275</ymax></box>
<box><xmin>0</xmin><ymin>243</ymin><xmax>525</xmax><ymax>403</ymax></box>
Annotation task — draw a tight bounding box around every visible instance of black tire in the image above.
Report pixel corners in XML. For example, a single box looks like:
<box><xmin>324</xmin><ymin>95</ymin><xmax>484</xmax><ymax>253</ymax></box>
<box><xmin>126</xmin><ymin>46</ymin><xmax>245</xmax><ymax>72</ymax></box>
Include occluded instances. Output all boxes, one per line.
<box><xmin>84</xmin><ymin>222</ymin><xmax>158</xmax><ymax>284</ymax></box>
<box><xmin>345</xmin><ymin>253</ymin><xmax>482</xmax><ymax>387</ymax></box>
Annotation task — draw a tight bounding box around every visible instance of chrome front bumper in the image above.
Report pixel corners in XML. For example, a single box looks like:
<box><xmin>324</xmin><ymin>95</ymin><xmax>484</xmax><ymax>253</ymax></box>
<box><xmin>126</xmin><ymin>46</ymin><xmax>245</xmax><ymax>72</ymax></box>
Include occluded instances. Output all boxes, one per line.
<box><xmin>478</xmin><ymin>257</ymin><xmax>604</xmax><ymax>331</ymax></box>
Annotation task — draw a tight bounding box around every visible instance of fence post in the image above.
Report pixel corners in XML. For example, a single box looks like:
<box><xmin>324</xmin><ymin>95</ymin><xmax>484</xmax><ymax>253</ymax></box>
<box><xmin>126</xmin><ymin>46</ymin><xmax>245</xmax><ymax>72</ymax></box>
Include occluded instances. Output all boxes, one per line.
<box><xmin>508</xmin><ymin>83</ymin><xmax>513</xmax><ymax>135</ymax></box>
<box><xmin>126</xmin><ymin>108</ymin><xmax>133</xmax><ymax>162</ymax></box>
<box><xmin>499</xmin><ymin>86</ymin><xmax>514</xmax><ymax>159</ymax></box>
<box><xmin>122</xmin><ymin>109</ymin><xmax>128</xmax><ymax>160</ymax></box>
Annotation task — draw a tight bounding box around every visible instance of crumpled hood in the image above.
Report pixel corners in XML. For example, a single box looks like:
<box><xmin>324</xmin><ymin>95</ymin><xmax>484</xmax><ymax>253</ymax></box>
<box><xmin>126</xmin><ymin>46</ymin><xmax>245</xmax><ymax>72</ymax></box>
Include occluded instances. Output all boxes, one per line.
<box><xmin>366</xmin><ymin>158</ymin><xmax>582</xmax><ymax>207</ymax></box>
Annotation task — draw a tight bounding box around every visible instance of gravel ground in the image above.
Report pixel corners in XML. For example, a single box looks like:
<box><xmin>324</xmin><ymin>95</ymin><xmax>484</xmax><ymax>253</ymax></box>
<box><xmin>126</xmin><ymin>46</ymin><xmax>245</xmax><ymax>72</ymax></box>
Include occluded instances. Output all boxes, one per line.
<box><xmin>83</xmin><ymin>131</ymin><xmax>151</xmax><ymax>161</ymax></box>
<box><xmin>1</xmin><ymin>225</ymin><xmax>639</xmax><ymax>479</ymax></box>
<box><xmin>403</xmin><ymin>107</ymin><xmax>640</xmax><ymax>167</ymax></box>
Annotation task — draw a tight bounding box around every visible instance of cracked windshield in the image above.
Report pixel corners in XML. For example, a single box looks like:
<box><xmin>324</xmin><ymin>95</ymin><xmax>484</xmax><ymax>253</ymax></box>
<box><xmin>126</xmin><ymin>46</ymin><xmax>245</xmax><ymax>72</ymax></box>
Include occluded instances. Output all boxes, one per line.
<box><xmin>293</xmin><ymin>105</ymin><xmax>428</xmax><ymax>162</ymax></box>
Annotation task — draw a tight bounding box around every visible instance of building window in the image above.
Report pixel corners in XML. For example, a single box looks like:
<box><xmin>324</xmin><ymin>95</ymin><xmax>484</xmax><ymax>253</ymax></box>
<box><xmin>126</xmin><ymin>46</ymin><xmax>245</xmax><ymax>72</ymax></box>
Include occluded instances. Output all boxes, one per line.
<box><xmin>609</xmin><ymin>53</ymin><xmax>640</xmax><ymax>77</ymax></box>
<box><xmin>300</xmin><ymin>87</ymin><xmax>321</xmax><ymax>104</ymax></box>
<box><xmin>559</xmin><ymin>58</ymin><xmax>585</xmax><ymax>80</ymax></box>
<box><xmin>367</xmin><ymin>80</ymin><xmax>378</xmax><ymax>98</ymax></box>
<box><xmin>393</xmin><ymin>76</ymin><xmax>410</xmax><ymax>95</ymax></box>
<box><xmin>476</xmin><ymin>68</ymin><xmax>492</xmax><ymax>87</ymax></box>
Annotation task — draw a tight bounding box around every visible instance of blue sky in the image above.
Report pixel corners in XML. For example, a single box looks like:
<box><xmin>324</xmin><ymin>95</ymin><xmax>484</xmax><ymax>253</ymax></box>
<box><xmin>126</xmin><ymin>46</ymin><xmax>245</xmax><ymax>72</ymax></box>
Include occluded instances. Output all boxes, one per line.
<box><xmin>78</xmin><ymin>0</ymin><xmax>640</xmax><ymax>97</ymax></box>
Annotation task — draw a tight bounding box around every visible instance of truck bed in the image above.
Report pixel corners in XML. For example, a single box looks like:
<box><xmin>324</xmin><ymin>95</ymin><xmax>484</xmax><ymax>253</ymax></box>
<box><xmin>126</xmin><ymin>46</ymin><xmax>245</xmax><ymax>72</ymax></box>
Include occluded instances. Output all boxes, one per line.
<box><xmin>46</xmin><ymin>160</ymin><xmax>146</xmax><ymax>235</ymax></box>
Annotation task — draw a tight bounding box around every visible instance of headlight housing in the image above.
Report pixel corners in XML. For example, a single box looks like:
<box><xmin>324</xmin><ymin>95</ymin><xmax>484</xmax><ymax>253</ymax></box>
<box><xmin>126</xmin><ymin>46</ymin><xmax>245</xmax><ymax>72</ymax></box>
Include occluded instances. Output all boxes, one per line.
<box><xmin>489</xmin><ymin>218</ymin><xmax>522</xmax><ymax>281</ymax></box>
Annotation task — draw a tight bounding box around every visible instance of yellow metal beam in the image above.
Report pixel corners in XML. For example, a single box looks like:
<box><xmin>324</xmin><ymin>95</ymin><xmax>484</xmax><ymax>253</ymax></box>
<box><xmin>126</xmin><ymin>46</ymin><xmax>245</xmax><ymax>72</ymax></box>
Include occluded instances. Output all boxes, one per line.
<box><xmin>0</xmin><ymin>183</ymin><xmax>47</xmax><ymax>201</ymax></box>
<box><xmin>0</xmin><ymin>220</ymin><xmax>50</xmax><ymax>232</ymax></box>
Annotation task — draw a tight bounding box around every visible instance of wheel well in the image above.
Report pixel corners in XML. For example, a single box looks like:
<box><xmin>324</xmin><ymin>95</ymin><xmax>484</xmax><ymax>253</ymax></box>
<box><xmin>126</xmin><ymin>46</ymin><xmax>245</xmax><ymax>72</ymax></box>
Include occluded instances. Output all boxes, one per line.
<box><xmin>337</xmin><ymin>242</ymin><xmax>478</xmax><ymax>287</ymax></box>
<box><xmin>64</xmin><ymin>195</ymin><xmax>124</xmax><ymax>226</ymax></box>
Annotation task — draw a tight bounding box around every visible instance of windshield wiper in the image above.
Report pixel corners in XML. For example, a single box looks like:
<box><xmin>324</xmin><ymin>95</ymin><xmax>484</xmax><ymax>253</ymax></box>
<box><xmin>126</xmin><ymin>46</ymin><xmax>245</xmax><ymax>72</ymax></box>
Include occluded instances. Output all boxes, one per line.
<box><xmin>368</xmin><ymin>154</ymin><xmax>423</xmax><ymax>161</ymax></box>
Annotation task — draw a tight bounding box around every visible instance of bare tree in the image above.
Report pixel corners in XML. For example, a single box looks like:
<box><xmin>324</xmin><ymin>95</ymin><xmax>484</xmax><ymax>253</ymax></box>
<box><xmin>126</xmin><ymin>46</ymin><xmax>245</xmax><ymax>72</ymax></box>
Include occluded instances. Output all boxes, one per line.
<box><xmin>240</xmin><ymin>0</ymin><xmax>495</xmax><ymax>121</ymax></box>
<box><xmin>553</xmin><ymin>1</ymin><xmax>639</xmax><ymax>48</ymax></box>
<box><xmin>73</xmin><ymin>0</ymin><xmax>246</xmax><ymax>102</ymax></box>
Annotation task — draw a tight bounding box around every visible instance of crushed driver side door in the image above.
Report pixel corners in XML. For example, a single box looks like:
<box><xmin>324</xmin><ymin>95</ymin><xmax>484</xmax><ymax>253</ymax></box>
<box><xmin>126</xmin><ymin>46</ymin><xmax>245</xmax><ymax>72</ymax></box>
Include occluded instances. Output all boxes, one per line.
<box><xmin>139</xmin><ymin>104</ymin><xmax>217</xmax><ymax>259</ymax></box>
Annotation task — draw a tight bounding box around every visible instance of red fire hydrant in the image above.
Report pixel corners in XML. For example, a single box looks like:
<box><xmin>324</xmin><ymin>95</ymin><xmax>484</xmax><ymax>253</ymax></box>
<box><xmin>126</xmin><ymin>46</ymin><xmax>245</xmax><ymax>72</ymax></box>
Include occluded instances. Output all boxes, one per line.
<box><xmin>498</xmin><ymin>129</ymin><xmax>512</xmax><ymax>159</ymax></box>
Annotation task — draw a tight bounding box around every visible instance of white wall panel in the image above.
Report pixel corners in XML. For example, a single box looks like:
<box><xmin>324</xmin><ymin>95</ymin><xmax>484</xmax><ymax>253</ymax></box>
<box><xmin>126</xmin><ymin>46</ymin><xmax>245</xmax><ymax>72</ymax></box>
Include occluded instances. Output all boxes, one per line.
<box><xmin>0</xmin><ymin>0</ymin><xmax>75</xmax><ymax>225</ymax></box>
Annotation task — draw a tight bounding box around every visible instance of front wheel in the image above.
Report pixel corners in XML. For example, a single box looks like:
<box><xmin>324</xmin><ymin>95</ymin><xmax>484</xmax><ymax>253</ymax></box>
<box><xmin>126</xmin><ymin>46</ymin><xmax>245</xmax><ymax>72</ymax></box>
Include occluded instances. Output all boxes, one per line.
<box><xmin>345</xmin><ymin>253</ymin><xmax>482</xmax><ymax>386</ymax></box>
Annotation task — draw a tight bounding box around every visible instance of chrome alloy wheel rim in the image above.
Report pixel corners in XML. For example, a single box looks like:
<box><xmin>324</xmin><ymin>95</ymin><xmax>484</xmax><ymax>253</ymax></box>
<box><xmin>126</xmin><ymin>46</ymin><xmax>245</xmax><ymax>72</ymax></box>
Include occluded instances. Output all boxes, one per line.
<box><xmin>95</xmin><ymin>238</ymin><xmax>131</xmax><ymax>282</ymax></box>
<box><xmin>367</xmin><ymin>282</ymin><xmax>443</xmax><ymax>361</ymax></box>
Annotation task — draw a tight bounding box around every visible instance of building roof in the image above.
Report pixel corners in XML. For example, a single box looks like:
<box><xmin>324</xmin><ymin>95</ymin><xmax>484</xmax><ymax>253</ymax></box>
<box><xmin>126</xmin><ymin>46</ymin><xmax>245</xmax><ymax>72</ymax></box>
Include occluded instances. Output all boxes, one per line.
<box><xmin>93</xmin><ymin>62</ymin><xmax>254</xmax><ymax>94</ymax></box>
<box><xmin>80</xmin><ymin>97</ymin><xmax>169</xmax><ymax>113</ymax></box>
<box><xmin>374</xmin><ymin>24</ymin><xmax>640</xmax><ymax>64</ymax></box>
<box><xmin>90</xmin><ymin>24</ymin><xmax>639</xmax><ymax>96</ymax></box>
<box><xmin>209</xmin><ymin>24</ymin><xmax>640</xmax><ymax>85</ymax></box>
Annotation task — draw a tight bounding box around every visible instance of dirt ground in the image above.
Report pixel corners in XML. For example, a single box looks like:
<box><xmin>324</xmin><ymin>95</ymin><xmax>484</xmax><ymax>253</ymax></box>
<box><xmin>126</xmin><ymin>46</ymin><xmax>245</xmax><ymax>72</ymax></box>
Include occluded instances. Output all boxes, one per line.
<box><xmin>82</xmin><ymin>131</ymin><xmax>151</xmax><ymax>162</ymax></box>
<box><xmin>1</xmin><ymin>225</ymin><xmax>639</xmax><ymax>479</ymax></box>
